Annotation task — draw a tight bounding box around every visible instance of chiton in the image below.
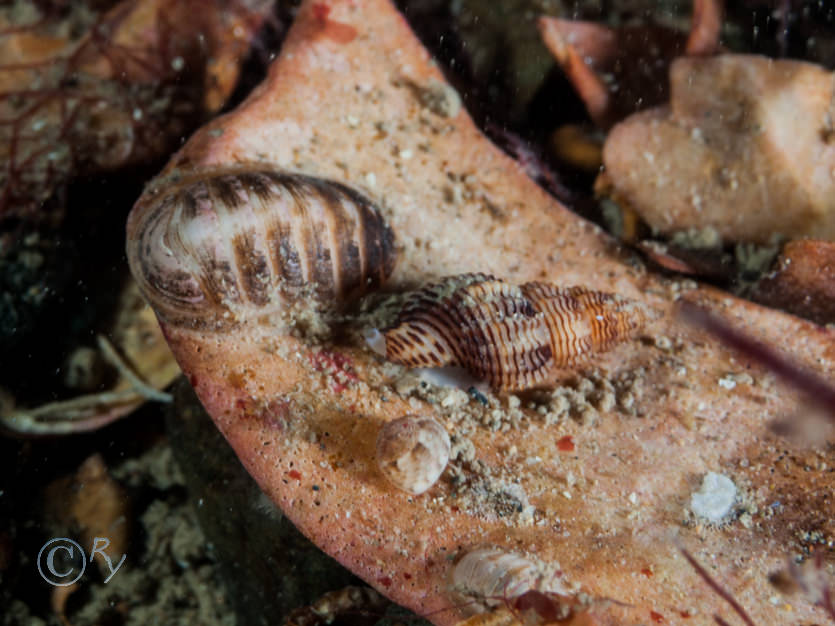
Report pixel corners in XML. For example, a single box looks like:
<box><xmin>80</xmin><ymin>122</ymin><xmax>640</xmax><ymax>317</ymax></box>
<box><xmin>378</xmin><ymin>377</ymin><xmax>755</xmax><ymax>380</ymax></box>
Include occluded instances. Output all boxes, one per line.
<box><xmin>376</xmin><ymin>414</ymin><xmax>451</xmax><ymax>495</ymax></box>
<box><xmin>382</xmin><ymin>274</ymin><xmax>649</xmax><ymax>390</ymax></box>
<box><xmin>449</xmin><ymin>548</ymin><xmax>570</xmax><ymax>614</ymax></box>
<box><xmin>126</xmin><ymin>167</ymin><xmax>396</xmax><ymax>330</ymax></box>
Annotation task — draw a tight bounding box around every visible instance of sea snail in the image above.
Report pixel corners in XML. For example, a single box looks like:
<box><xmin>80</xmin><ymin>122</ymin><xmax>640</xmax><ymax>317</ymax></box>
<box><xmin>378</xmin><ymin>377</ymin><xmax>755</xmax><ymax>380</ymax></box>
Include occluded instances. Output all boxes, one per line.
<box><xmin>126</xmin><ymin>167</ymin><xmax>396</xmax><ymax>330</ymax></box>
<box><xmin>382</xmin><ymin>274</ymin><xmax>649</xmax><ymax>390</ymax></box>
<box><xmin>376</xmin><ymin>415</ymin><xmax>451</xmax><ymax>495</ymax></box>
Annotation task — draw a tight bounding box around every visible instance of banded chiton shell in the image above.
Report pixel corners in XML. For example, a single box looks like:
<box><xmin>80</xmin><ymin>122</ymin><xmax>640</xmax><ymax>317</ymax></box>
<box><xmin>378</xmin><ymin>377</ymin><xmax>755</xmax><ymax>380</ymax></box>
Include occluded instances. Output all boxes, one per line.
<box><xmin>126</xmin><ymin>167</ymin><xmax>396</xmax><ymax>330</ymax></box>
<box><xmin>383</xmin><ymin>274</ymin><xmax>648</xmax><ymax>390</ymax></box>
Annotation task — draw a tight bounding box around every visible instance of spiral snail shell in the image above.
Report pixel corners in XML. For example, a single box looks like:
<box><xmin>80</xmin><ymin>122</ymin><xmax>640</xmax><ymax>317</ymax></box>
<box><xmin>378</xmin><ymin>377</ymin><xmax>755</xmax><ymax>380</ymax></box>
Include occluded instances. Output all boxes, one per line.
<box><xmin>126</xmin><ymin>167</ymin><xmax>396</xmax><ymax>330</ymax></box>
<box><xmin>376</xmin><ymin>415</ymin><xmax>451</xmax><ymax>495</ymax></box>
<box><xmin>383</xmin><ymin>274</ymin><xmax>649</xmax><ymax>390</ymax></box>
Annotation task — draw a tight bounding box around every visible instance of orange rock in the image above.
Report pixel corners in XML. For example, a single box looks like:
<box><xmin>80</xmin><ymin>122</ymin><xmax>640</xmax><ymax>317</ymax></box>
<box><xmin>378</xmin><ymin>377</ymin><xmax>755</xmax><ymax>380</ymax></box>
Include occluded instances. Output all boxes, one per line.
<box><xmin>127</xmin><ymin>1</ymin><xmax>835</xmax><ymax>625</ymax></box>
<box><xmin>549</xmin><ymin>125</ymin><xmax>603</xmax><ymax>172</ymax></box>
<box><xmin>602</xmin><ymin>54</ymin><xmax>835</xmax><ymax>244</ymax></box>
<box><xmin>45</xmin><ymin>453</ymin><xmax>130</xmax><ymax>574</ymax></box>
<box><xmin>45</xmin><ymin>454</ymin><xmax>130</xmax><ymax>625</ymax></box>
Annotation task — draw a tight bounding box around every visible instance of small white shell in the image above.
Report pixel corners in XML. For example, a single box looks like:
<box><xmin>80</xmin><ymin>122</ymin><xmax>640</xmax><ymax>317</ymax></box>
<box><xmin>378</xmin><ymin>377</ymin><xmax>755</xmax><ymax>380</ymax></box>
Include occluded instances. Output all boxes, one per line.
<box><xmin>449</xmin><ymin>548</ymin><xmax>541</xmax><ymax>611</ymax></box>
<box><xmin>375</xmin><ymin>415</ymin><xmax>450</xmax><ymax>495</ymax></box>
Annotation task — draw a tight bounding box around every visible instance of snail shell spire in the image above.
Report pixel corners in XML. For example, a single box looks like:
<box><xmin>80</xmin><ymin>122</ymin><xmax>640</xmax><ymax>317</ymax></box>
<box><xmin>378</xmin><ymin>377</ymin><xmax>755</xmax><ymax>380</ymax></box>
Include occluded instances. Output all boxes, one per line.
<box><xmin>126</xmin><ymin>167</ymin><xmax>396</xmax><ymax>330</ymax></box>
<box><xmin>382</xmin><ymin>274</ymin><xmax>648</xmax><ymax>390</ymax></box>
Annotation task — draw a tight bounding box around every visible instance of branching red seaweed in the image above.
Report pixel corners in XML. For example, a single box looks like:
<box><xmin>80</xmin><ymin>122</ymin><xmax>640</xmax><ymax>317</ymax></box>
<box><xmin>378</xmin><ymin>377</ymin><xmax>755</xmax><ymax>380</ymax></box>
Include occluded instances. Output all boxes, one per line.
<box><xmin>0</xmin><ymin>0</ymin><xmax>273</xmax><ymax>226</ymax></box>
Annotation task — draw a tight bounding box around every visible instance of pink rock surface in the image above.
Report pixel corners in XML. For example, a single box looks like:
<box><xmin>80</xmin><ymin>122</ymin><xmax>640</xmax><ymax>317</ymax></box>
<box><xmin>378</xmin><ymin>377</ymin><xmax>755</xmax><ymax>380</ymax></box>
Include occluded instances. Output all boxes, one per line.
<box><xmin>127</xmin><ymin>2</ymin><xmax>835</xmax><ymax>624</ymax></box>
<box><xmin>603</xmin><ymin>54</ymin><xmax>835</xmax><ymax>243</ymax></box>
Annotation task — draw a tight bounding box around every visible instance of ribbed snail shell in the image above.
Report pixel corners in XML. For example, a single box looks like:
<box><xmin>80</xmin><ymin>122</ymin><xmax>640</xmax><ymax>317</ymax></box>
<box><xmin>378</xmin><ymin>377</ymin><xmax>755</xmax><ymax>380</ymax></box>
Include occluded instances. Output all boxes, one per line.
<box><xmin>382</xmin><ymin>274</ymin><xmax>649</xmax><ymax>390</ymax></box>
<box><xmin>449</xmin><ymin>548</ymin><xmax>552</xmax><ymax>611</ymax></box>
<box><xmin>126</xmin><ymin>167</ymin><xmax>396</xmax><ymax>330</ymax></box>
<box><xmin>375</xmin><ymin>415</ymin><xmax>451</xmax><ymax>495</ymax></box>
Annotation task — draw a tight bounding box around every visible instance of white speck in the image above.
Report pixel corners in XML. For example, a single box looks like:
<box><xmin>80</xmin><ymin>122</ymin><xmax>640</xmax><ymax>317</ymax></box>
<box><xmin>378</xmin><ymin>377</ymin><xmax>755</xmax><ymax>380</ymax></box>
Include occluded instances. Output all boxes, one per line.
<box><xmin>690</xmin><ymin>192</ymin><xmax>702</xmax><ymax>211</ymax></box>
<box><xmin>365</xmin><ymin>172</ymin><xmax>376</xmax><ymax>188</ymax></box>
<box><xmin>399</xmin><ymin>149</ymin><xmax>413</xmax><ymax>160</ymax></box>
<box><xmin>628</xmin><ymin>492</ymin><xmax>638</xmax><ymax>505</ymax></box>
<box><xmin>595</xmin><ymin>315</ymin><xmax>604</xmax><ymax>321</ymax></box>
<box><xmin>416</xmin><ymin>366</ymin><xmax>482</xmax><ymax>390</ymax></box>
<box><xmin>690</xmin><ymin>472</ymin><xmax>737</xmax><ymax>523</ymax></box>
<box><xmin>363</xmin><ymin>328</ymin><xmax>386</xmax><ymax>355</ymax></box>
<box><xmin>345</xmin><ymin>115</ymin><xmax>359</xmax><ymax>128</ymax></box>
<box><xmin>132</xmin><ymin>108</ymin><xmax>143</xmax><ymax>121</ymax></box>
<box><xmin>562</xmin><ymin>490</ymin><xmax>572</xmax><ymax>499</ymax></box>
<box><xmin>718</xmin><ymin>376</ymin><xmax>737</xmax><ymax>390</ymax></box>
<box><xmin>171</xmin><ymin>56</ymin><xmax>185</xmax><ymax>71</ymax></box>
<box><xmin>441</xmin><ymin>388</ymin><xmax>469</xmax><ymax>408</ymax></box>
<box><xmin>654</xmin><ymin>336</ymin><xmax>672</xmax><ymax>351</ymax></box>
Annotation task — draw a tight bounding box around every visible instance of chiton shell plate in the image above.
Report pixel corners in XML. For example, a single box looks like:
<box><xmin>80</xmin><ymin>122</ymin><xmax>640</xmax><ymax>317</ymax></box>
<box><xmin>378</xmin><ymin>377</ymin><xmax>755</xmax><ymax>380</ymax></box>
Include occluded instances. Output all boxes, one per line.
<box><xmin>126</xmin><ymin>167</ymin><xmax>396</xmax><ymax>330</ymax></box>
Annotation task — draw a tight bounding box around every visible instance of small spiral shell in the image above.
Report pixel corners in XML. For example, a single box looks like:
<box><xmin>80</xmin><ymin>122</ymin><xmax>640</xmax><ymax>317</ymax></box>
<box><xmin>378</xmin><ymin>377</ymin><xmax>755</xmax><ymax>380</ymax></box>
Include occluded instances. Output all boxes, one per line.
<box><xmin>126</xmin><ymin>167</ymin><xmax>396</xmax><ymax>330</ymax></box>
<box><xmin>383</xmin><ymin>274</ymin><xmax>648</xmax><ymax>390</ymax></box>
<box><xmin>376</xmin><ymin>415</ymin><xmax>451</xmax><ymax>495</ymax></box>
